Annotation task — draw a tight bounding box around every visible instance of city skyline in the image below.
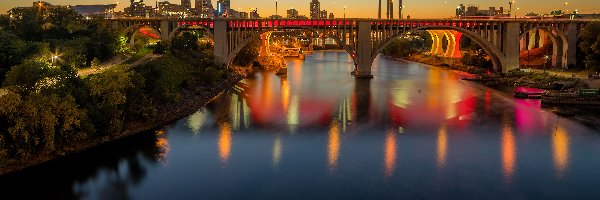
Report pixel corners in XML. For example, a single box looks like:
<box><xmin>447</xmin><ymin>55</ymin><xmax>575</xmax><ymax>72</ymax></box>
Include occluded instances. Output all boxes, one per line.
<box><xmin>1</xmin><ymin>0</ymin><xmax>600</xmax><ymax>18</ymax></box>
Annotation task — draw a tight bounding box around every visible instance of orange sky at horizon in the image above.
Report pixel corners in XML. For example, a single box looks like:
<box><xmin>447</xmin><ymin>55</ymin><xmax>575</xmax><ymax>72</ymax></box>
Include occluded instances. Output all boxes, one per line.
<box><xmin>1</xmin><ymin>0</ymin><xmax>599</xmax><ymax>18</ymax></box>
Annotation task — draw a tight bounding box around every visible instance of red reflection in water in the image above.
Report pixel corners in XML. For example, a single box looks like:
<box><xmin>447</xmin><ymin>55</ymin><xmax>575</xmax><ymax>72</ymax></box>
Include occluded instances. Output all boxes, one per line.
<box><xmin>514</xmin><ymin>99</ymin><xmax>542</xmax><ymax>134</ymax></box>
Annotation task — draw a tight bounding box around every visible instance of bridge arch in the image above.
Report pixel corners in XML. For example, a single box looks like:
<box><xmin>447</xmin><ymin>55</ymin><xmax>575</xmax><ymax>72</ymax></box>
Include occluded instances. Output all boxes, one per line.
<box><xmin>519</xmin><ymin>26</ymin><xmax>569</xmax><ymax>68</ymax></box>
<box><xmin>377</xmin><ymin>26</ymin><xmax>505</xmax><ymax>72</ymax></box>
<box><xmin>123</xmin><ymin>24</ymin><xmax>162</xmax><ymax>45</ymax></box>
<box><xmin>169</xmin><ymin>24</ymin><xmax>214</xmax><ymax>41</ymax></box>
<box><xmin>226</xmin><ymin>27</ymin><xmax>357</xmax><ymax>68</ymax></box>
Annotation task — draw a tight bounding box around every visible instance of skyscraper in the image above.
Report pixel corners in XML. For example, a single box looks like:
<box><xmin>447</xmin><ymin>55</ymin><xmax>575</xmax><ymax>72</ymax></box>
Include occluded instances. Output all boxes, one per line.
<box><xmin>181</xmin><ymin>0</ymin><xmax>191</xmax><ymax>9</ymax></box>
<box><xmin>310</xmin><ymin>0</ymin><xmax>320</xmax><ymax>19</ymax></box>
<box><xmin>378</xmin><ymin>0</ymin><xmax>382</xmax><ymax>19</ymax></box>
<box><xmin>195</xmin><ymin>0</ymin><xmax>213</xmax><ymax>18</ymax></box>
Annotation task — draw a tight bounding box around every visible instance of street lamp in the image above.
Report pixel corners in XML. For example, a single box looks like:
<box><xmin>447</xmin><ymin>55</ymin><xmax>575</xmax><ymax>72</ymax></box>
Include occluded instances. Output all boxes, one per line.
<box><xmin>51</xmin><ymin>55</ymin><xmax>58</xmax><ymax>66</ymax></box>
<box><xmin>509</xmin><ymin>1</ymin><xmax>515</xmax><ymax>16</ymax></box>
<box><xmin>344</xmin><ymin>5</ymin><xmax>347</xmax><ymax>19</ymax></box>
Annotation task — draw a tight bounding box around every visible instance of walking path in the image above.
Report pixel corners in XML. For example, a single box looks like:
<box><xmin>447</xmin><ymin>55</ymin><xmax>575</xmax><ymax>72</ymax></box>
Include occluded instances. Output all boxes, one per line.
<box><xmin>0</xmin><ymin>53</ymin><xmax>159</xmax><ymax>97</ymax></box>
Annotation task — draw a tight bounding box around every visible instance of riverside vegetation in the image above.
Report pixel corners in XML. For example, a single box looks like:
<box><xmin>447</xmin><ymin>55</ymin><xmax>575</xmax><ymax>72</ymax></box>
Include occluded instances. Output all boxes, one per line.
<box><xmin>0</xmin><ymin>7</ymin><xmax>242</xmax><ymax>173</ymax></box>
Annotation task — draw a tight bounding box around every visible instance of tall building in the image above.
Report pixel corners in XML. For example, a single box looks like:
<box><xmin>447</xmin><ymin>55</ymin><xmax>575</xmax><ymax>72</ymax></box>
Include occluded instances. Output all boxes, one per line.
<box><xmin>456</xmin><ymin>4</ymin><xmax>466</xmax><ymax>18</ymax></box>
<box><xmin>195</xmin><ymin>0</ymin><xmax>213</xmax><ymax>17</ymax></box>
<box><xmin>287</xmin><ymin>8</ymin><xmax>299</xmax><ymax>18</ymax></box>
<box><xmin>181</xmin><ymin>0</ymin><xmax>191</xmax><ymax>9</ymax></box>
<box><xmin>217</xmin><ymin>0</ymin><xmax>230</xmax><ymax>15</ymax></box>
<box><xmin>310</xmin><ymin>0</ymin><xmax>320</xmax><ymax>19</ymax></box>
<box><xmin>319</xmin><ymin>10</ymin><xmax>328</xmax><ymax>19</ymax></box>
<box><xmin>125</xmin><ymin>0</ymin><xmax>153</xmax><ymax>17</ymax></box>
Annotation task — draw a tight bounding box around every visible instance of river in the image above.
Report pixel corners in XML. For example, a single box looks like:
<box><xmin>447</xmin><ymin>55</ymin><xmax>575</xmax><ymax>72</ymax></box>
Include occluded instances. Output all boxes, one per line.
<box><xmin>2</xmin><ymin>51</ymin><xmax>600</xmax><ymax>199</ymax></box>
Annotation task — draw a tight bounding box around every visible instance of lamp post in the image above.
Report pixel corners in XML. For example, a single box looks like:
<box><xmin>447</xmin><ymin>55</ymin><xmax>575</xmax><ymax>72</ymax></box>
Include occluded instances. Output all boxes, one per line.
<box><xmin>51</xmin><ymin>55</ymin><xmax>58</xmax><ymax>67</ymax></box>
<box><xmin>509</xmin><ymin>1</ymin><xmax>514</xmax><ymax>16</ymax></box>
<box><xmin>344</xmin><ymin>5</ymin><xmax>347</xmax><ymax>19</ymax></box>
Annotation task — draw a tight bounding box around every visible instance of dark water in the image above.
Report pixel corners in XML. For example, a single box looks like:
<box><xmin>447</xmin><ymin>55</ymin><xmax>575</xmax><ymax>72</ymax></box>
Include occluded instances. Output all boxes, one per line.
<box><xmin>3</xmin><ymin>51</ymin><xmax>600</xmax><ymax>200</ymax></box>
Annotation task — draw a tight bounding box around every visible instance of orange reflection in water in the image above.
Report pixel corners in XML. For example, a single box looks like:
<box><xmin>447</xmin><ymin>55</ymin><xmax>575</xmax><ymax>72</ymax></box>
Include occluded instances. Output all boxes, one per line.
<box><xmin>437</xmin><ymin>125</ymin><xmax>447</xmax><ymax>168</ymax></box>
<box><xmin>281</xmin><ymin>78</ymin><xmax>290</xmax><ymax>111</ymax></box>
<box><xmin>501</xmin><ymin>119</ymin><xmax>516</xmax><ymax>181</ymax></box>
<box><xmin>218</xmin><ymin>123</ymin><xmax>232</xmax><ymax>163</ymax></box>
<box><xmin>384</xmin><ymin>131</ymin><xmax>397</xmax><ymax>177</ymax></box>
<box><xmin>154</xmin><ymin>130</ymin><xmax>170</xmax><ymax>163</ymax></box>
<box><xmin>328</xmin><ymin>120</ymin><xmax>341</xmax><ymax>171</ymax></box>
<box><xmin>552</xmin><ymin>126</ymin><xmax>570</xmax><ymax>177</ymax></box>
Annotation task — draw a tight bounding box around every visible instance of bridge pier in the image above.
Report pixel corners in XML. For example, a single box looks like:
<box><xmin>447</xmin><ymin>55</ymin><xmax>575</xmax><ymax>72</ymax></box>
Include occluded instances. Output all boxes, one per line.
<box><xmin>566</xmin><ymin>23</ymin><xmax>578</xmax><ymax>68</ymax></box>
<box><xmin>214</xmin><ymin>20</ymin><xmax>229</xmax><ymax>67</ymax></box>
<box><xmin>501</xmin><ymin>22</ymin><xmax>521</xmax><ymax>73</ymax></box>
<box><xmin>355</xmin><ymin>21</ymin><xmax>374</xmax><ymax>79</ymax></box>
<box><xmin>160</xmin><ymin>20</ymin><xmax>171</xmax><ymax>41</ymax></box>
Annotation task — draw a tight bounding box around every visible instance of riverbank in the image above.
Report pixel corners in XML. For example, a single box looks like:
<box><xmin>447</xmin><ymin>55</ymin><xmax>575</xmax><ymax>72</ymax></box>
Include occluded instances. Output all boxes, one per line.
<box><xmin>401</xmin><ymin>53</ymin><xmax>600</xmax><ymax>130</ymax></box>
<box><xmin>0</xmin><ymin>69</ymin><xmax>246</xmax><ymax>175</ymax></box>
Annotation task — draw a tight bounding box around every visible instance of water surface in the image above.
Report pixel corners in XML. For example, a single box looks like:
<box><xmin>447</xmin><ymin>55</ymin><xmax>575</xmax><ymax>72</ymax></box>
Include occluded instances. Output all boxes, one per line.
<box><xmin>3</xmin><ymin>51</ymin><xmax>600</xmax><ymax>200</ymax></box>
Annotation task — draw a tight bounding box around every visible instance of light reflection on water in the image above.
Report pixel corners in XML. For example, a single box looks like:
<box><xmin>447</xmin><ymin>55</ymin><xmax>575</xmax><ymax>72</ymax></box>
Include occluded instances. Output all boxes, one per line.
<box><xmin>3</xmin><ymin>51</ymin><xmax>600</xmax><ymax>200</ymax></box>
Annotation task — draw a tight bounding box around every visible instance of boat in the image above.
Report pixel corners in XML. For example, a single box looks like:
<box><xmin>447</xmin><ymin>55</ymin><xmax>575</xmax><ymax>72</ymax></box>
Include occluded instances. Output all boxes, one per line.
<box><xmin>514</xmin><ymin>86</ymin><xmax>547</xmax><ymax>99</ymax></box>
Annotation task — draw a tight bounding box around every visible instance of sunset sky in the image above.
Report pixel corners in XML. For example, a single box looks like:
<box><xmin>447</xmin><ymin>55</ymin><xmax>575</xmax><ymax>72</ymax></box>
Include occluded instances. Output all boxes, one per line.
<box><xmin>2</xmin><ymin>0</ymin><xmax>599</xmax><ymax>18</ymax></box>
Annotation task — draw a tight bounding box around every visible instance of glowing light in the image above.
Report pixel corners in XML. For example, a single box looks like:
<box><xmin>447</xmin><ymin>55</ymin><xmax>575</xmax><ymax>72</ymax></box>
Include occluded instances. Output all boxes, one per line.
<box><xmin>437</xmin><ymin>125</ymin><xmax>448</xmax><ymax>168</ymax></box>
<box><xmin>552</xmin><ymin>126</ymin><xmax>570</xmax><ymax>178</ymax></box>
<box><xmin>501</xmin><ymin>118</ymin><xmax>516</xmax><ymax>181</ymax></box>
<box><xmin>218</xmin><ymin>122</ymin><xmax>232</xmax><ymax>164</ymax></box>
<box><xmin>384</xmin><ymin>130</ymin><xmax>397</xmax><ymax>177</ymax></box>
<box><xmin>328</xmin><ymin>120</ymin><xmax>341</xmax><ymax>172</ymax></box>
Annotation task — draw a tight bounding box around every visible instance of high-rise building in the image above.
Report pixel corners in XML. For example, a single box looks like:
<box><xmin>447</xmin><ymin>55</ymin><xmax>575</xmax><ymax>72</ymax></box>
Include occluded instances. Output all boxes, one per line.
<box><xmin>195</xmin><ymin>0</ymin><xmax>213</xmax><ymax>17</ymax></box>
<box><xmin>217</xmin><ymin>0</ymin><xmax>230</xmax><ymax>15</ymax></box>
<box><xmin>319</xmin><ymin>10</ymin><xmax>328</xmax><ymax>19</ymax></box>
<box><xmin>310</xmin><ymin>0</ymin><xmax>320</xmax><ymax>19</ymax></box>
<box><xmin>456</xmin><ymin>4</ymin><xmax>466</xmax><ymax>18</ymax></box>
<box><xmin>181</xmin><ymin>0</ymin><xmax>191</xmax><ymax>9</ymax></box>
<box><xmin>125</xmin><ymin>0</ymin><xmax>153</xmax><ymax>17</ymax></box>
<box><xmin>329</xmin><ymin>12</ymin><xmax>335</xmax><ymax>19</ymax></box>
<box><xmin>287</xmin><ymin>8</ymin><xmax>299</xmax><ymax>18</ymax></box>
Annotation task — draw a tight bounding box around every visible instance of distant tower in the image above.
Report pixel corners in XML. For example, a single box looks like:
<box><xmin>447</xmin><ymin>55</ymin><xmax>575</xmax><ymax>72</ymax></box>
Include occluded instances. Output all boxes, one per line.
<box><xmin>389</xmin><ymin>0</ymin><xmax>394</xmax><ymax>19</ymax></box>
<box><xmin>310</xmin><ymin>0</ymin><xmax>321</xmax><ymax>19</ymax></box>
<box><xmin>398</xmin><ymin>0</ymin><xmax>403</xmax><ymax>19</ymax></box>
<box><xmin>386</xmin><ymin>0</ymin><xmax>390</xmax><ymax>18</ymax></box>
<box><xmin>378</xmin><ymin>0</ymin><xmax>382</xmax><ymax>19</ymax></box>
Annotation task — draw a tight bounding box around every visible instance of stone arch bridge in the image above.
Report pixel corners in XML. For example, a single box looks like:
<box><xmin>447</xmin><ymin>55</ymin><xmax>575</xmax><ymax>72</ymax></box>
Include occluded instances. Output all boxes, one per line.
<box><xmin>111</xmin><ymin>18</ymin><xmax>588</xmax><ymax>78</ymax></box>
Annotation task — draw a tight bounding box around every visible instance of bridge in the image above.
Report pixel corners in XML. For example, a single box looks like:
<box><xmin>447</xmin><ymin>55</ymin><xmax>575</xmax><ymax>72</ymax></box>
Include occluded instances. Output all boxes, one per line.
<box><xmin>110</xmin><ymin>18</ymin><xmax>589</xmax><ymax>78</ymax></box>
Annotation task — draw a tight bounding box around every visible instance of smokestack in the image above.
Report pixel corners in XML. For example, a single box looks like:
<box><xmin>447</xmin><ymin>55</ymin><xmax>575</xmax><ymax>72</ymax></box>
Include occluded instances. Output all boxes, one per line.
<box><xmin>378</xmin><ymin>0</ymin><xmax>382</xmax><ymax>19</ymax></box>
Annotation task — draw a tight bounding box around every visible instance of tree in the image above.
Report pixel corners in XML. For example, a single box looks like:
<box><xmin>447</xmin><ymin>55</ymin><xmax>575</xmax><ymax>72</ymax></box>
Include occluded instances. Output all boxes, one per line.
<box><xmin>233</xmin><ymin>37</ymin><xmax>260</xmax><ymax>67</ymax></box>
<box><xmin>0</xmin><ymin>30</ymin><xmax>27</xmax><ymax>83</ymax></box>
<box><xmin>580</xmin><ymin>22</ymin><xmax>600</xmax><ymax>72</ymax></box>
<box><xmin>45</xmin><ymin>7</ymin><xmax>85</xmax><ymax>39</ymax></box>
<box><xmin>461</xmin><ymin>49</ymin><xmax>492</xmax><ymax>68</ymax></box>
<box><xmin>7</xmin><ymin>7</ymin><xmax>44</xmax><ymax>41</ymax></box>
<box><xmin>0</xmin><ymin>92</ymin><xmax>88</xmax><ymax>156</ymax></box>
<box><xmin>3</xmin><ymin>60</ymin><xmax>50</xmax><ymax>94</ymax></box>
<box><xmin>88</xmin><ymin>68</ymin><xmax>134</xmax><ymax>134</ymax></box>
<box><xmin>381</xmin><ymin>38</ymin><xmax>419</xmax><ymax>57</ymax></box>
<box><xmin>171</xmin><ymin>32</ymin><xmax>200</xmax><ymax>53</ymax></box>
<box><xmin>54</xmin><ymin>38</ymin><xmax>90</xmax><ymax>68</ymax></box>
